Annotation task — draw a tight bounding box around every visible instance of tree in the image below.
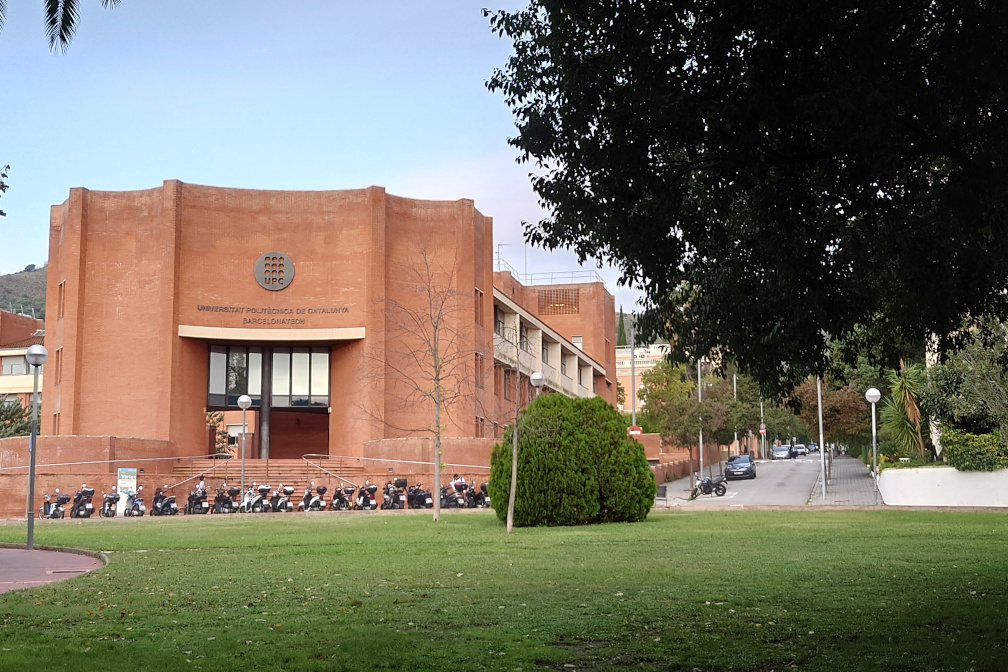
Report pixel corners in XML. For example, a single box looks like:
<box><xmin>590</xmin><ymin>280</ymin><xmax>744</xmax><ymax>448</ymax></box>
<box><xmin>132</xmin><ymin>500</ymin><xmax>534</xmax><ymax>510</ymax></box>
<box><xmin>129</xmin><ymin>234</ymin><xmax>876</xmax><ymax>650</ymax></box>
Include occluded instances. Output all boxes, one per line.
<box><xmin>488</xmin><ymin>393</ymin><xmax>654</xmax><ymax>527</ymax></box>
<box><xmin>360</xmin><ymin>245</ymin><xmax>479</xmax><ymax>523</ymax></box>
<box><xmin>0</xmin><ymin>164</ymin><xmax>8</xmax><ymax>217</ymax></box>
<box><xmin>0</xmin><ymin>400</ymin><xmax>31</xmax><ymax>438</ymax></box>
<box><xmin>487</xmin><ymin>2</ymin><xmax>1008</xmax><ymax>396</ymax></box>
<box><xmin>921</xmin><ymin>318</ymin><xmax>1008</xmax><ymax>446</ymax></box>
<box><xmin>0</xmin><ymin>0</ymin><xmax>121</xmax><ymax>52</ymax></box>
<box><xmin>880</xmin><ymin>363</ymin><xmax>927</xmax><ymax>460</ymax></box>
<box><xmin>617</xmin><ymin>307</ymin><xmax>627</xmax><ymax>347</ymax></box>
<box><xmin>790</xmin><ymin>378</ymin><xmax>869</xmax><ymax>447</ymax></box>
<box><xmin>205</xmin><ymin>411</ymin><xmax>228</xmax><ymax>455</ymax></box>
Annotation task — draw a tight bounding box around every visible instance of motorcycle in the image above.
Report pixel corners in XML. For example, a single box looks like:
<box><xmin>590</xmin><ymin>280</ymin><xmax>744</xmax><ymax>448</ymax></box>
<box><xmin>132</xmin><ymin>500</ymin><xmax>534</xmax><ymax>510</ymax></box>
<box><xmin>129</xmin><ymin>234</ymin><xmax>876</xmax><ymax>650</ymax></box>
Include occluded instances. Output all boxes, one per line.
<box><xmin>441</xmin><ymin>482</ymin><xmax>467</xmax><ymax>509</ymax></box>
<box><xmin>123</xmin><ymin>487</ymin><xmax>146</xmax><ymax>516</ymax></box>
<box><xmin>242</xmin><ymin>483</ymin><xmax>272</xmax><ymax>513</ymax></box>
<box><xmin>691</xmin><ymin>475</ymin><xmax>727</xmax><ymax>499</ymax></box>
<box><xmin>380</xmin><ymin>479</ymin><xmax>406</xmax><ymax>510</ymax></box>
<box><xmin>186</xmin><ymin>487</ymin><xmax>210</xmax><ymax>515</ymax></box>
<box><xmin>330</xmin><ymin>485</ymin><xmax>354</xmax><ymax>511</ymax></box>
<box><xmin>355</xmin><ymin>482</ymin><xmax>379</xmax><ymax>510</ymax></box>
<box><xmin>465</xmin><ymin>482</ymin><xmax>490</xmax><ymax>508</ymax></box>
<box><xmin>212</xmin><ymin>485</ymin><xmax>241</xmax><ymax>514</ymax></box>
<box><xmin>99</xmin><ymin>488</ymin><xmax>120</xmax><ymax>517</ymax></box>
<box><xmin>407</xmin><ymin>483</ymin><xmax>433</xmax><ymax>509</ymax></box>
<box><xmin>70</xmin><ymin>485</ymin><xmax>95</xmax><ymax>518</ymax></box>
<box><xmin>270</xmin><ymin>484</ymin><xmax>295</xmax><ymax>512</ymax></box>
<box><xmin>298</xmin><ymin>484</ymin><xmax>328</xmax><ymax>511</ymax></box>
<box><xmin>150</xmin><ymin>486</ymin><xmax>179</xmax><ymax>516</ymax></box>
<box><xmin>38</xmin><ymin>489</ymin><xmax>70</xmax><ymax>519</ymax></box>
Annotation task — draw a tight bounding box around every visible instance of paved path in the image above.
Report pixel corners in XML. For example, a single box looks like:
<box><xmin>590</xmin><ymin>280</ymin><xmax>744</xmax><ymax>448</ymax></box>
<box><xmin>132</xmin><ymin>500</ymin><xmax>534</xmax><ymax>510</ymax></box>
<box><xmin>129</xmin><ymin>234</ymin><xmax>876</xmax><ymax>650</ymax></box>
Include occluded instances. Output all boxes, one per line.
<box><xmin>0</xmin><ymin>546</ymin><xmax>105</xmax><ymax>594</ymax></box>
<box><xmin>810</xmin><ymin>454</ymin><xmax>881</xmax><ymax>506</ymax></box>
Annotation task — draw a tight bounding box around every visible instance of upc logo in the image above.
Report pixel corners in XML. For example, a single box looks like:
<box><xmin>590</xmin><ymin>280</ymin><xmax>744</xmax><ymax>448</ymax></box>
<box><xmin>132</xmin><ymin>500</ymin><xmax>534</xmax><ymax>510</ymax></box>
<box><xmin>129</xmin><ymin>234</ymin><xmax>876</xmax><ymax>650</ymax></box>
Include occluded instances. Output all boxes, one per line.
<box><xmin>254</xmin><ymin>252</ymin><xmax>295</xmax><ymax>291</ymax></box>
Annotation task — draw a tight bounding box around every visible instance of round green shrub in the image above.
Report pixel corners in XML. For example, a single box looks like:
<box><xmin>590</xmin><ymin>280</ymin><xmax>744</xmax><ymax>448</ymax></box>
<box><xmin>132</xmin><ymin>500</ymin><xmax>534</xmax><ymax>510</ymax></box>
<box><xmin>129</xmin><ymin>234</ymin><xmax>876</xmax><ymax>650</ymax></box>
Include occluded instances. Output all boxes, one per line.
<box><xmin>489</xmin><ymin>393</ymin><xmax>656</xmax><ymax>527</ymax></box>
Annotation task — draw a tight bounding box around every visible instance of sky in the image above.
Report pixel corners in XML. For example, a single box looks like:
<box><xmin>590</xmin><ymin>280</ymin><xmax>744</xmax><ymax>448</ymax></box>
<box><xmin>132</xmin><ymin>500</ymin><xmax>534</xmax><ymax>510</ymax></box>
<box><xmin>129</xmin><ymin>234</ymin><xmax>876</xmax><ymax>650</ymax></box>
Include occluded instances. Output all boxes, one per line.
<box><xmin>0</xmin><ymin>0</ymin><xmax>644</xmax><ymax>312</ymax></box>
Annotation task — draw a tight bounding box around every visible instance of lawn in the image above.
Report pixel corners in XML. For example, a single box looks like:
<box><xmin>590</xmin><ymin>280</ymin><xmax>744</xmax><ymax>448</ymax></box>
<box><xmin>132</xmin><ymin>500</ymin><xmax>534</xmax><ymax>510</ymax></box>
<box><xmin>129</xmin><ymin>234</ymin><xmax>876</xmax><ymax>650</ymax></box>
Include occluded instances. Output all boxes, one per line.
<box><xmin>1</xmin><ymin>509</ymin><xmax>1006</xmax><ymax>671</ymax></box>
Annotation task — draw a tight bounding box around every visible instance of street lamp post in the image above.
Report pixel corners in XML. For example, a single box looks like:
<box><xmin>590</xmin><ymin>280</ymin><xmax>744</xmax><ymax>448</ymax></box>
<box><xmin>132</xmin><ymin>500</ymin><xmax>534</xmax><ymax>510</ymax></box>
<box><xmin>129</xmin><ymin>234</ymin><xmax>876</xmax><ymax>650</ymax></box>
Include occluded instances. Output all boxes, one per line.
<box><xmin>237</xmin><ymin>394</ymin><xmax>252</xmax><ymax>496</ymax></box>
<box><xmin>530</xmin><ymin>371</ymin><xmax>545</xmax><ymax>397</ymax></box>
<box><xmin>25</xmin><ymin>344</ymin><xmax>48</xmax><ymax>551</ymax></box>
<box><xmin>865</xmin><ymin>387</ymin><xmax>881</xmax><ymax>505</ymax></box>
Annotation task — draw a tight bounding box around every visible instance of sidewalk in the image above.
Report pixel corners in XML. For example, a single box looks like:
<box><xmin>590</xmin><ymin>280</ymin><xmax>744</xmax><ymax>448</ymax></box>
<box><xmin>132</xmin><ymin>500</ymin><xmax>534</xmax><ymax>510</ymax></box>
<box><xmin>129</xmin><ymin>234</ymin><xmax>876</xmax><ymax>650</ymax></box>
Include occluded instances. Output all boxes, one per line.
<box><xmin>810</xmin><ymin>454</ymin><xmax>882</xmax><ymax>506</ymax></box>
<box><xmin>0</xmin><ymin>544</ymin><xmax>106</xmax><ymax>594</ymax></box>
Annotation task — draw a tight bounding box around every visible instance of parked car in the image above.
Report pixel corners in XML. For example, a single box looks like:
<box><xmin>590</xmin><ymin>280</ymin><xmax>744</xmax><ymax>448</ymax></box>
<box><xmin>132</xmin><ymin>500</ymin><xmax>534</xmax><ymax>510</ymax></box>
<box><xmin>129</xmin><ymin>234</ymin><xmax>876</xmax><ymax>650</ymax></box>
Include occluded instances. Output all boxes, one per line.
<box><xmin>725</xmin><ymin>454</ymin><xmax>756</xmax><ymax>480</ymax></box>
<box><xmin>791</xmin><ymin>444</ymin><xmax>808</xmax><ymax>457</ymax></box>
<box><xmin>772</xmin><ymin>444</ymin><xmax>791</xmax><ymax>460</ymax></box>
<box><xmin>808</xmin><ymin>443</ymin><xmax>819</xmax><ymax>453</ymax></box>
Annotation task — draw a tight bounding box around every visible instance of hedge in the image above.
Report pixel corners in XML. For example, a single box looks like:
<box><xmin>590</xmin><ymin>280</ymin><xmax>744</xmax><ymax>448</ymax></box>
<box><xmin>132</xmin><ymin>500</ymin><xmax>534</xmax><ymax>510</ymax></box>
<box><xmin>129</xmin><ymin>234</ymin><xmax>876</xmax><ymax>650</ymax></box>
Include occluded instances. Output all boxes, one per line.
<box><xmin>941</xmin><ymin>428</ymin><xmax>1008</xmax><ymax>471</ymax></box>
<box><xmin>488</xmin><ymin>394</ymin><xmax>656</xmax><ymax>527</ymax></box>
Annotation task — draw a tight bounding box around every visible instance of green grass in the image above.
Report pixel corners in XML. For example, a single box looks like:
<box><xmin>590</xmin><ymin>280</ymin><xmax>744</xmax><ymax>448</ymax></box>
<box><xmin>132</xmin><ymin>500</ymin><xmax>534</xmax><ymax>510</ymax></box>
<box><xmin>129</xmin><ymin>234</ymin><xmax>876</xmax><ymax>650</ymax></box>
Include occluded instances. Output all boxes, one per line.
<box><xmin>2</xmin><ymin>509</ymin><xmax>1007</xmax><ymax>671</ymax></box>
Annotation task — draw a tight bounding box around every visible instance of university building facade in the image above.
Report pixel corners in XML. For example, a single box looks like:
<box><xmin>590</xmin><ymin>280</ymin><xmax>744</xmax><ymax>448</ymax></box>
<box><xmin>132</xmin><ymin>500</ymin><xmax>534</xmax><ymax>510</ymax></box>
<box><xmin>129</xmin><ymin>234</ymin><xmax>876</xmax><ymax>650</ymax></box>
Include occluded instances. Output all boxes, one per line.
<box><xmin>0</xmin><ymin>182</ymin><xmax>616</xmax><ymax>515</ymax></box>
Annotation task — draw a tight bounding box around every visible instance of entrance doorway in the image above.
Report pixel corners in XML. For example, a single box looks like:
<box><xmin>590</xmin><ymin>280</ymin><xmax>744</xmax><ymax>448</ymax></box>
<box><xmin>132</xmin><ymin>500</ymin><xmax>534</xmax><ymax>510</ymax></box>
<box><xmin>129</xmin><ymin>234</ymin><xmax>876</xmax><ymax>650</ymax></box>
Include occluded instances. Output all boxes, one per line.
<box><xmin>206</xmin><ymin>343</ymin><xmax>330</xmax><ymax>459</ymax></box>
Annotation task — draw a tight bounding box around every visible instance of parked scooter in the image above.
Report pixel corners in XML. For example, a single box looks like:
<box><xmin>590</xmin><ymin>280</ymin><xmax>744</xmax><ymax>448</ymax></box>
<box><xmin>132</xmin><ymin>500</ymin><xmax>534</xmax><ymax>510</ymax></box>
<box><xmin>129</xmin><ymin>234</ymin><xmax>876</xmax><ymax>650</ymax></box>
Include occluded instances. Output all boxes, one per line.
<box><xmin>150</xmin><ymin>485</ymin><xmax>179</xmax><ymax>515</ymax></box>
<box><xmin>212</xmin><ymin>485</ymin><xmax>241</xmax><ymax>514</ymax></box>
<box><xmin>407</xmin><ymin>483</ymin><xmax>433</xmax><ymax>509</ymax></box>
<box><xmin>123</xmin><ymin>487</ymin><xmax>146</xmax><ymax>516</ymax></box>
<box><xmin>186</xmin><ymin>487</ymin><xmax>210</xmax><ymax>514</ymax></box>
<box><xmin>691</xmin><ymin>475</ymin><xmax>727</xmax><ymax>499</ymax></box>
<box><xmin>441</xmin><ymin>482</ymin><xmax>467</xmax><ymax>509</ymax></box>
<box><xmin>330</xmin><ymin>485</ymin><xmax>354</xmax><ymax>511</ymax></box>
<box><xmin>242</xmin><ymin>483</ymin><xmax>272</xmax><ymax>513</ymax></box>
<box><xmin>38</xmin><ymin>489</ymin><xmax>70</xmax><ymax>519</ymax></box>
<box><xmin>381</xmin><ymin>479</ymin><xmax>406</xmax><ymax>510</ymax></box>
<box><xmin>298</xmin><ymin>483</ymin><xmax>328</xmax><ymax>511</ymax></box>
<box><xmin>99</xmin><ymin>487</ymin><xmax>120</xmax><ymax>517</ymax></box>
<box><xmin>270</xmin><ymin>484</ymin><xmax>295</xmax><ymax>512</ymax></box>
<box><xmin>465</xmin><ymin>482</ymin><xmax>490</xmax><ymax>508</ymax></box>
<box><xmin>355</xmin><ymin>482</ymin><xmax>379</xmax><ymax>510</ymax></box>
<box><xmin>70</xmin><ymin>484</ymin><xmax>96</xmax><ymax>518</ymax></box>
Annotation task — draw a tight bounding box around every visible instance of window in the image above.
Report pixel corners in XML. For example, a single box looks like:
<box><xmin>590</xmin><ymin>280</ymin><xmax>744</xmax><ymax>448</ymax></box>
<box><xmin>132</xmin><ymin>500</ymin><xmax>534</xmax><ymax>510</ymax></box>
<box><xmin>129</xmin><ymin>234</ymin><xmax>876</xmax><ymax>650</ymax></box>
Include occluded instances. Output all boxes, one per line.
<box><xmin>474</xmin><ymin>288</ymin><xmax>484</xmax><ymax>325</ymax></box>
<box><xmin>572</xmin><ymin>336</ymin><xmax>583</xmax><ymax>350</ymax></box>
<box><xmin>504</xmin><ymin>369</ymin><xmax>513</xmax><ymax>400</ymax></box>
<box><xmin>561</xmin><ymin>356</ymin><xmax>567</xmax><ymax>376</ymax></box>
<box><xmin>58</xmin><ymin>280</ymin><xmax>66</xmax><ymax>319</ymax></box>
<box><xmin>541</xmin><ymin>340</ymin><xmax>549</xmax><ymax>365</ymax></box>
<box><xmin>475</xmin><ymin>352</ymin><xmax>484</xmax><ymax>389</ymax></box>
<box><xmin>54</xmin><ymin>348</ymin><xmax>62</xmax><ymax>384</ymax></box>
<box><xmin>605</xmin><ymin>339</ymin><xmax>611</xmax><ymax>363</ymax></box>
<box><xmin>0</xmin><ymin>394</ymin><xmax>19</xmax><ymax>408</ymax></box>
<box><xmin>1</xmin><ymin>355</ymin><xmax>26</xmax><ymax>376</ymax></box>
<box><xmin>578</xmin><ymin>366</ymin><xmax>584</xmax><ymax>386</ymax></box>
<box><xmin>475</xmin><ymin>416</ymin><xmax>485</xmax><ymax>437</ymax></box>
<box><xmin>519</xmin><ymin>323</ymin><xmax>529</xmax><ymax>352</ymax></box>
<box><xmin>272</xmin><ymin>347</ymin><xmax>329</xmax><ymax>408</ymax></box>
<box><xmin>494</xmin><ymin>306</ymin><xmax>504</xmax><ymax>336</ymax></box>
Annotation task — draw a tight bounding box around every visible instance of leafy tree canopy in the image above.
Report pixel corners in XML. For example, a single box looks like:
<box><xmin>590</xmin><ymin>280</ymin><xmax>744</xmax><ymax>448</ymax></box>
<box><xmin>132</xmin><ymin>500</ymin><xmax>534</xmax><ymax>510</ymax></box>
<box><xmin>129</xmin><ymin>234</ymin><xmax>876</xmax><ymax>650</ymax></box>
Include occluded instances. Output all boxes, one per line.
<box><xmin>487</xmin><ymin>2</ymin><xmax>1008</xmax><ymax>397</ymax></box>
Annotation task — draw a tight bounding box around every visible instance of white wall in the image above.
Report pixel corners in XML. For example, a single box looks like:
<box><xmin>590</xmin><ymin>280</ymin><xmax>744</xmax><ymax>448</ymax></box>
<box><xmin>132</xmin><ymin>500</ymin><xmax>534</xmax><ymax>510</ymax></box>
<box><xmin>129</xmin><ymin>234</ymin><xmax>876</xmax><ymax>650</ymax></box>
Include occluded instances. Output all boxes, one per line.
<box><xmin>878</xmin><ymin>466</ymin><xmax>1008</xmax><ymax>507</ymax></box>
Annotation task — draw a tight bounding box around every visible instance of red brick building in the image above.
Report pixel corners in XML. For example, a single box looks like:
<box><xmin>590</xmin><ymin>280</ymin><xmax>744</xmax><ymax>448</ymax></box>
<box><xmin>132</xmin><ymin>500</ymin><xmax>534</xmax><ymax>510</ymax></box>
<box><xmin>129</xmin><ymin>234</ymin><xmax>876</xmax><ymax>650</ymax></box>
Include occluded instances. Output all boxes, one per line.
<box><xmin>0</xmin><ymin>182</ymin><xmax>616</xmax><ymax>516</ymax></box>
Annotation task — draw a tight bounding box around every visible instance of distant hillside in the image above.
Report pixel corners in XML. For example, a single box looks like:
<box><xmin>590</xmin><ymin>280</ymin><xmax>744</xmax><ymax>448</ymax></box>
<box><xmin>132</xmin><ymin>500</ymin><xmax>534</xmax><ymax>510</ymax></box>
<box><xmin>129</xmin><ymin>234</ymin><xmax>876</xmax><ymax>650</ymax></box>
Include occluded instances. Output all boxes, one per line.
<box><xmin>0</xmin><ymin>265</ymin><xmax>46</xmax><ymax>320</ymax></box>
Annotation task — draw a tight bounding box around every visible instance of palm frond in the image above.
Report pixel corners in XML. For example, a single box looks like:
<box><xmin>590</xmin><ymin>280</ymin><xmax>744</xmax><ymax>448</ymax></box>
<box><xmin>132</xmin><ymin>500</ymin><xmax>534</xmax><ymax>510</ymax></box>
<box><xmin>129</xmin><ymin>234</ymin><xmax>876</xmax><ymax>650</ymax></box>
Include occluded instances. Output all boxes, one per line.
<box><xmin>46</xmin><ymin>0</ymin><xmax>80</xmax><ymax>53</ymax></box>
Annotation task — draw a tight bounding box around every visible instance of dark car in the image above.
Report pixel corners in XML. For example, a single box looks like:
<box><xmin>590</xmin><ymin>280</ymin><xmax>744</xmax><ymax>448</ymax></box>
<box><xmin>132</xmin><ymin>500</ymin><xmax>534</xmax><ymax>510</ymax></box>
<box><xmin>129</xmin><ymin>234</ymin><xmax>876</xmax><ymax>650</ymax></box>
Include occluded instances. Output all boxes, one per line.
<box><xmin>790</xmin><ymin>443</ymin><xmax>808</xmax><ymax>457</ymax></box>
<box><xmin>725</xmin><ymin>454</ymin><xmax>756</xmax><ymax>480</ymax></box>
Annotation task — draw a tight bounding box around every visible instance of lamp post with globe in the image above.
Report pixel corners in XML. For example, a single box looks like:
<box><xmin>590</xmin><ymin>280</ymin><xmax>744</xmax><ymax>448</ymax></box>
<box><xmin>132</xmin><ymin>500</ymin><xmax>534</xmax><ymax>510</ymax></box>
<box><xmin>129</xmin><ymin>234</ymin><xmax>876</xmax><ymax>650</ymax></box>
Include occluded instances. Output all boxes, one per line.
<box><xmin>238</xmin><ymin>394</ymin><xmax>252</xmax><ymax>496</ymax></box>
<box><xmin>25</xmin><ymin>344</ymin><xmax>48</xmax><ymax>550</ymax></box>
<box><xmin>865</xmin><ymin>387</ymin><xmax>882</xmax><ymax>505</ymax></box>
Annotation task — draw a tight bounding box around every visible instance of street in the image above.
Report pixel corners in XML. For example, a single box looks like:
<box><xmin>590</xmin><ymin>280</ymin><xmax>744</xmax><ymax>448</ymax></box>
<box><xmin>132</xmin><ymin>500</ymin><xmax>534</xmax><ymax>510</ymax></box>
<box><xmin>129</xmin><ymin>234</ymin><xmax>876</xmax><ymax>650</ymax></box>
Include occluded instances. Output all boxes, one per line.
<box><xmin>677</xmin><ymin>456</ymin><xmax>824</xmax><ymax>507</ymax></box>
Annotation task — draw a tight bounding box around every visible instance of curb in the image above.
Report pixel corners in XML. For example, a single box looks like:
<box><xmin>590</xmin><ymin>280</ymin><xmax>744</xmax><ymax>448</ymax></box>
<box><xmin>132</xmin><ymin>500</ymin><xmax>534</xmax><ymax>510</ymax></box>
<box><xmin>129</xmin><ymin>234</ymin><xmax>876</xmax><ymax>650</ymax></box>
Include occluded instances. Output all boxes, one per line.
<box><xmin>0</xmin><ymin>541</ymin><xmax>110</xmax><ymax>567</ymax></box>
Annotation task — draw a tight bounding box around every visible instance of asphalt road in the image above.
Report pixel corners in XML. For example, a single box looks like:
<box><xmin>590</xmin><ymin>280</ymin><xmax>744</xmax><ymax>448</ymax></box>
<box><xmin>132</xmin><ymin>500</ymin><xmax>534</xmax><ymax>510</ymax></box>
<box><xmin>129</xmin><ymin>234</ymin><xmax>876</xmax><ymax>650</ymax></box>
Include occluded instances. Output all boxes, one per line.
<box><xmin>685</xmin><ymin>456</ymin><xmax>824</xmax><ymax>507</ymax></box>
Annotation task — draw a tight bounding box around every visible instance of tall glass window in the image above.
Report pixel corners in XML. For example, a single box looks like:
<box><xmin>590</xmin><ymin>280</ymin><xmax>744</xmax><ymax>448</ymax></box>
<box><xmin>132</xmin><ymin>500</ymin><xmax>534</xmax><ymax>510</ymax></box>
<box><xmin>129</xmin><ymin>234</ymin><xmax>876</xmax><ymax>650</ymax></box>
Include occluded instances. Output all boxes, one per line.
<box><xmin>272</xmin><ymin>350</ymin><xmax>291</xmax><ymax>408</ymax></box>
<box><xmin>310</xmin><ymin>350</ymin><xmax>329</xmax><ymax>406</ymax></box>
<box><xmin>272</xmin><ymin>346</ymin><xmax>329</xmax><ymax>408</ymax></box>
<box><xmin>207</xmin><ymin>345</ymin><xmax>262</xmax><ymax>409</ymax></box>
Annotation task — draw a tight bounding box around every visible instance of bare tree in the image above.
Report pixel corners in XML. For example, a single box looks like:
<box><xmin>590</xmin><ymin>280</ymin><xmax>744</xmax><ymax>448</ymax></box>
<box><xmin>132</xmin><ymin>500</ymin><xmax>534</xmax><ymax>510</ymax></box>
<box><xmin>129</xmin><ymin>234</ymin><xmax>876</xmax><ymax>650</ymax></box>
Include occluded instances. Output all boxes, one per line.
<box><xmin>360</xmin><ymin>244</ymin><xmax>484</xmax><ymax>522</ymax></box>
